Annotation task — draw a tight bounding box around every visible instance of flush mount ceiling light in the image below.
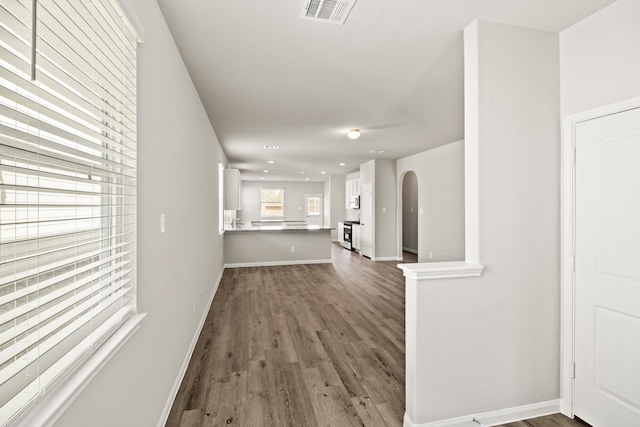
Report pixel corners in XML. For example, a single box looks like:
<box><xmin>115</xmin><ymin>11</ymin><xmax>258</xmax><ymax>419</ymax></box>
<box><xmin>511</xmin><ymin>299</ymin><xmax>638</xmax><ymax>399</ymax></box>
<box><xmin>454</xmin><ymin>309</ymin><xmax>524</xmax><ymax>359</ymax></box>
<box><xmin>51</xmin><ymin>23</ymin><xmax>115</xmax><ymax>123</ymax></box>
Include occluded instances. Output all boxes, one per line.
<box><xmin>347</xmin><ymin>129</ymin><xmax>360</xmax><ymax>139</ymax></box>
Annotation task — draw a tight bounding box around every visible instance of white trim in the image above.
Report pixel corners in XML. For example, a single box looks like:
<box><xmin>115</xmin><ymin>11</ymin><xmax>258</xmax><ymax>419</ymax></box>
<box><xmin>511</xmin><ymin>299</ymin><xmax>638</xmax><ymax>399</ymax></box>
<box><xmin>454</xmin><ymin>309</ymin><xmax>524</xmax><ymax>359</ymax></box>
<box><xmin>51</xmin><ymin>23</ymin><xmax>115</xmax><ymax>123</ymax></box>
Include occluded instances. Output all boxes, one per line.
<box><xmin>156</xmin><ymin>269</ymin><xmax>224</xmax><ymax>427</ymax></box>
<box><xmin>560</xmin><ymin>95</ymin><xmax>640</xmax><ymax>418</ymax></box>
<box><xmin>224</xmin><ymin>259</ymin><xmax>332</xmax><ymax>268</ymax></box>
<box><xmin>398</xmin><ymin>261</ymin><xmax>484</xmax><ymax>280</ymax></box>
<box><xmin>463</xmin><ymin>20</ymin><xmax>480</xmax><ymax>265</ymax></box>
<box><xmin>374</xmin><ymin>256</ymin><xmax>404</xmax><ymax>262</ymax></box>
<box><xmin>12</xmin><ymin>314</ymin><xmax>146</xmax><ymax>427</ymax></box>
<box><xmin>112</xmin><ymin>0</ymin><xmax>146</xmax><ymax>42</ymax></box>
<box><xmin>403</xmin><ymin>400</ymin><xmax>561</xmax><ymax>427</ymax></box>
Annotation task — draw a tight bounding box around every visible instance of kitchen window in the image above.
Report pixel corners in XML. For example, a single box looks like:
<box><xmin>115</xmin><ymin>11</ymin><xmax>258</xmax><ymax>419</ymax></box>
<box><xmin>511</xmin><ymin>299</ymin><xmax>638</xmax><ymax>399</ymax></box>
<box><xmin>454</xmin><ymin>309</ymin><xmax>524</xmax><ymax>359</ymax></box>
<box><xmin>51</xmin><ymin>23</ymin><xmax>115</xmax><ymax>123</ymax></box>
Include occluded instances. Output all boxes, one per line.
<box><xmin>0</xmin><ymin>0</ymin><xmax>139</xmax><ymax>423</ymax></box>
<box><xmin>260</xmin><ymin>188</ymin><xmax>284</xmax><ymax>217</ymax></box>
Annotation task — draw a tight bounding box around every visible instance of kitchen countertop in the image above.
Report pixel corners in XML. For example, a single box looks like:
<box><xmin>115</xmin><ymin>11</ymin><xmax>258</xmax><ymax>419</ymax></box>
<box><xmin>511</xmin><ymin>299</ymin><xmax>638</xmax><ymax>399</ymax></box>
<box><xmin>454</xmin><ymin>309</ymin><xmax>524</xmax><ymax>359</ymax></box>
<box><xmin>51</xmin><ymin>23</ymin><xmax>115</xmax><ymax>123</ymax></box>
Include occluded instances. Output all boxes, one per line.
<box><xmin>225</xmin><ymin>221</ymin><xmax>334</xmax><ymax>232</ymax></box>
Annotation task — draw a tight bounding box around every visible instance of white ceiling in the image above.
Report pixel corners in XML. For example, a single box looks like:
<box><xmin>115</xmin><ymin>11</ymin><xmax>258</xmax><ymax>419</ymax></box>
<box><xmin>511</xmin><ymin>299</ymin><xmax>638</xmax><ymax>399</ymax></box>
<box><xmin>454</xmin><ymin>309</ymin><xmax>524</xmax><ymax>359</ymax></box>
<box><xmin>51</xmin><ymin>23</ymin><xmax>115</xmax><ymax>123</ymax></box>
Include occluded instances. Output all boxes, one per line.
<box><xmin>156</xmin><ymin>0</ymin><xmax>615</xmax><ymax>182</ymax></box>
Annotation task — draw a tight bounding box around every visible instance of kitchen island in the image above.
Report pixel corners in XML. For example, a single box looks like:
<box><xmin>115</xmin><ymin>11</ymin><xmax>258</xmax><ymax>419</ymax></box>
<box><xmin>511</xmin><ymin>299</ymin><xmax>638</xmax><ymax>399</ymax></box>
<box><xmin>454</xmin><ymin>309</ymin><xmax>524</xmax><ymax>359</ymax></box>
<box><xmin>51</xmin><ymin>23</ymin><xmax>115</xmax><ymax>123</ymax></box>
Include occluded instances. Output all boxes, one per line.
<box><xmin>223</xmin><ymin>221</ymin><xmax>333</xmax><ymax>267</ymax></box>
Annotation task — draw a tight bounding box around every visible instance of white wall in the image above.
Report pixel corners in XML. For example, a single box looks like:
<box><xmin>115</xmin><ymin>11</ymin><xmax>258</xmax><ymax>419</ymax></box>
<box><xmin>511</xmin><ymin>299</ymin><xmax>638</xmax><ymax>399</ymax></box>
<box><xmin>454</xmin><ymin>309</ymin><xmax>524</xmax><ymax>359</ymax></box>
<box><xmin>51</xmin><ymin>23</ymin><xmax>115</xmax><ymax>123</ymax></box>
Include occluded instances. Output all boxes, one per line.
<box><xmin>560</xmin><ymin>0</ymin><xmax>640</xmax><ymax>116</ymax></box>
<box><xmin>358</xmin><ymin>159</ymin><xmax>398</xmax><ymax>260</ymax></box>
<box><xmin>406</xmin><ymin>21</ymin><xmax>561</xmax><ymax>424</ymax></box>
<box><xmin>397</xmin><ymin>140</ymin><xmax>465</xmax><ymax>262</ymax></box>
<box><xmin>237</xmin><ymin>180</ymin><xmax>325</xmax><ymax>223</ymax></box>
<box><xmin>373</xmin><ymin>160</ymin><xmax>397</xmax><ymax>260</ymax></box>
<box><xmin>360</xmin><ymin>160</ymin><xmax>375</xmax><ymax>257</ymax></box>
<box><xmin>53</xmin><ymin>0</ymin><xmax>227</xmax><ymax>425</ymax></box>
<box><xmin>224</xmin><ymin>230</ymin><xmax>332</xmax><ymax>266</ymax></box>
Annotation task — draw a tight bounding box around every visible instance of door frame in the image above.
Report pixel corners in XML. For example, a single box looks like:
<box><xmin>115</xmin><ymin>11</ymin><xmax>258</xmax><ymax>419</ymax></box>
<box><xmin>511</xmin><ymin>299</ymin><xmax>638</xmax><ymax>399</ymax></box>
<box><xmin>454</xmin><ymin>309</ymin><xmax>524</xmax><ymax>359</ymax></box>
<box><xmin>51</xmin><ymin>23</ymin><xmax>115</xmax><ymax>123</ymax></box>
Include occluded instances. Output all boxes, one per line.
<box><xmin>560</xmin><ymin>95</ymin><xmax>640</xmax><ymax>418</ymax></box>
<box><xmin>304</xmin><ymin>193</ymin><xmax>323</xmax><ymax>226</ymax></box>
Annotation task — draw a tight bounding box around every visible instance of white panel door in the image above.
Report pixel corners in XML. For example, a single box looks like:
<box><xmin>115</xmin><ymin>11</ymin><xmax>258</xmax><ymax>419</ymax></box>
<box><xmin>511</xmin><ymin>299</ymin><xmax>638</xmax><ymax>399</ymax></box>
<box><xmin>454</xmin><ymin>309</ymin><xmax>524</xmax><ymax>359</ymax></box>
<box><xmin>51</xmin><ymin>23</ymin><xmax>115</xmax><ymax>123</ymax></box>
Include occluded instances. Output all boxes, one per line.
<box><xmin>305</xmin><ymin>194</ymin><xmax>323</xmax><ymax>227</ymax></box>
<box><xmin>362</xmin><ymin>183</ymin><xmax>373</xmax><ymax>258</ymax></box>
<box><xmin>575</xmin><ymin>107</ymin><xmax>640</xmax><ymax>427</ymax></box>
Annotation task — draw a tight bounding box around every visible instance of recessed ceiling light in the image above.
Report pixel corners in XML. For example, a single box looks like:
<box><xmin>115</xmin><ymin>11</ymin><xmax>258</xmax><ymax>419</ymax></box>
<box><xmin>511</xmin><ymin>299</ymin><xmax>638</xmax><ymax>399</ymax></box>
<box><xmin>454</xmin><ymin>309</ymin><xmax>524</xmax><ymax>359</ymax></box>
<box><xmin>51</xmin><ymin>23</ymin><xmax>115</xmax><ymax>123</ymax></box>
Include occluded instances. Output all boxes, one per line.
<box><xmin>321</xmin><ymin>171</ymin><xmax>326</xmax><ymax>175</ymax></box>
<box><xmin>264</xmin><ymin>170</ymin><xmax>269</xmax><ymax>173</ymax></box>
<box><xmin>264</xmin><ymin>145</ymin><xmax>280</xmax><ymax>149</ymax></box>
<box><xmin>347</xmin><ymin>129</ymin><xmax>360</xmax><ymax>139</ymax></box>
<box><xmin>268</xmin><ymin>160</ymin><xmax>275</xmax><ymax>164</ymax></box>
<box><xmin>299</xmin><ymin>171</ymin><xmax>305</xmax><ymax>174</ymax></box>
<box><xmin>305</xmin><ymin>178</ymin><xmax>310</xmax><ymax>181</ymax></box>
<box><xmin>339</xmin><ymin>163</ymin><xmax>346</xmax><ymax>166</ymax></box>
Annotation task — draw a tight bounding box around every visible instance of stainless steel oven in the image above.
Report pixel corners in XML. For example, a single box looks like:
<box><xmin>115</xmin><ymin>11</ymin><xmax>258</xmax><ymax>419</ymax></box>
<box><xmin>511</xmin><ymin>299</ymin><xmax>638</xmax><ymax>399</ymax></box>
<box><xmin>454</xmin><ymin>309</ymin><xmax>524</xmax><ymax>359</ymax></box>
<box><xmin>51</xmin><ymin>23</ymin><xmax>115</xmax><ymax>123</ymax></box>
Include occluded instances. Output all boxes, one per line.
<box><xmin>341</xmin><ymin>222</ymin><xmax>353</xmax><ymax>250</ymax></box>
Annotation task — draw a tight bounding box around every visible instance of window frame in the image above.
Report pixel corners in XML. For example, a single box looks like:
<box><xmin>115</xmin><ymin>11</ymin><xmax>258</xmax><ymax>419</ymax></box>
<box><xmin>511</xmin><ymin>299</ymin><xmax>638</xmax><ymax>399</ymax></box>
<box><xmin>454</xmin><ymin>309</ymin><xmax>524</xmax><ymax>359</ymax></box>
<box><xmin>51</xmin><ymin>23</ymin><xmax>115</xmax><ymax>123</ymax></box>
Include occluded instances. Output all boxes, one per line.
<box><xmin>0</xmin><ymin>1</ymin><xmax>142</xmax><ymax>424</ymax></box>
<box><xmin>260</xmin><ymin>188</ymin><xmax>285</xmax><ymax>218</ymax></box>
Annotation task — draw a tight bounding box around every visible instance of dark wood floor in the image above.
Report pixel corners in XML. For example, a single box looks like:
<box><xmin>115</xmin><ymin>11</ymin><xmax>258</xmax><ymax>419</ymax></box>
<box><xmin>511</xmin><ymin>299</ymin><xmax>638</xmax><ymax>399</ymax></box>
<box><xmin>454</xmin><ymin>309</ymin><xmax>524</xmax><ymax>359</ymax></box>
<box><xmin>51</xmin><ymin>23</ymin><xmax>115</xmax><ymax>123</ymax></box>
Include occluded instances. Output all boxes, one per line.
<box><xmin>166</xmin><ymin>246</ymin><xmax>584</xmax><ymax>427</ymax></box>
<box><xmin>167</xmin><ymin>244</ymin><xmax>407</xmax><ymax>426</ymax></box>
<box><xmin>495</xmin><ymin>414</ymin><xmax>591</xmax><ymax>427</ymax></box>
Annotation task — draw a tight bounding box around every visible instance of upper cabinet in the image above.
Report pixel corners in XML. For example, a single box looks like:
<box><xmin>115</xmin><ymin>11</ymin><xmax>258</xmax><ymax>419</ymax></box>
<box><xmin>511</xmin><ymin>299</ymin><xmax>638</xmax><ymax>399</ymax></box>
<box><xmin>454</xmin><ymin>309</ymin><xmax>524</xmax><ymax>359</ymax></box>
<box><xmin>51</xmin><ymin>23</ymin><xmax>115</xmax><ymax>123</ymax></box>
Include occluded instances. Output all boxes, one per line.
<box><xmin>345</xmin><ymin>178</ymin><xmax>360</xmax><ymax>208</ymax></box>
<box><xmin>224</xmin><ymin>169</ymin><xmax>242</xmax><ymax>210</ymax></box>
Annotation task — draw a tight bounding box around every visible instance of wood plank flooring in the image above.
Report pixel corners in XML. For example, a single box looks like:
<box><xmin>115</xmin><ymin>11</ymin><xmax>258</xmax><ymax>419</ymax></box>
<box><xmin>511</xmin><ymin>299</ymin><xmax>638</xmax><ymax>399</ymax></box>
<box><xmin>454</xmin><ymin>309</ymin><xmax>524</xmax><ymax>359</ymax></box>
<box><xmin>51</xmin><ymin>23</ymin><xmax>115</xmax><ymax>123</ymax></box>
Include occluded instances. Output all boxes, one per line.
<box><xmin>166</xmin><ymin>244</ymin><xmax>407</xmax><ymax>426</ymax></box>
<box><xmin>494</xmin><ymin>414</ymin><xmax>591</xmax><ymax>427</ymax></box>
<box><xmin>166</xmin><ymin>246</ymin><xmax>584</xmax><ymax>427</ymax></box>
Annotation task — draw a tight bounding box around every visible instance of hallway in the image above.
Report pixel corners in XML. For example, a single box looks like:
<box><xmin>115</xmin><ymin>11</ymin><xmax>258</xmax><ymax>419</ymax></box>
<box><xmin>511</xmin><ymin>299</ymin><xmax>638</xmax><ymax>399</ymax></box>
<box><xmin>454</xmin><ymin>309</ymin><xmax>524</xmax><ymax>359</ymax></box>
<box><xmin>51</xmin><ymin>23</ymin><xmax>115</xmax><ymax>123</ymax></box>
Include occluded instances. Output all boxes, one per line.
<box><xmin>167</xmin><ymin>244</ymin><xmax>405</xmax><ymax>426</ymax></box>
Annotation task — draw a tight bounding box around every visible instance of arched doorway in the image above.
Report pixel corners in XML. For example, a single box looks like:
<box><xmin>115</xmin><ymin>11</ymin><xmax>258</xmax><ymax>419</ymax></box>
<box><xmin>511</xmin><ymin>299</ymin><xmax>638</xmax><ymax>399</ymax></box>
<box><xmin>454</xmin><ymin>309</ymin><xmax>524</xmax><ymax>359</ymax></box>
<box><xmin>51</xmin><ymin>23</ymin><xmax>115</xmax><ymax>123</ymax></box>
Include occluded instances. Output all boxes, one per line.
<box><xmin>401</xmin><ymin>171</ymin><xmax>418</xmax><ymax>262</ymax></box>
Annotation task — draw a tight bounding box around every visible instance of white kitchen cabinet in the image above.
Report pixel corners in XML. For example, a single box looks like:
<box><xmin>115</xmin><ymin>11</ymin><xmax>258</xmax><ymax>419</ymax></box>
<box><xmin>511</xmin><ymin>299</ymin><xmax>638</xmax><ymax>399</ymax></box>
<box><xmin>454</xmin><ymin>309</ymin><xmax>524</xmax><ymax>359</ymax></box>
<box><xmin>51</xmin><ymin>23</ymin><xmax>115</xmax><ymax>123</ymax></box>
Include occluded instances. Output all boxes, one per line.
<box><xmin>338</xmin><ymin>222</ymin><xmax>344</xmax><ymax>245</ymax></box>
<box><xmin>224</xmin><ymin>169</ymin><xmax>242</xmax><ymax>210</ymax></box>
<box><xmin>345</xmin><ymin>178</ymin><xmax>361</xmax><ymax>208</ymax></box>
<box><xmin>352</xmin><ymin>224</ymin><xmax>361</xmax><ymax>251</ymax></box>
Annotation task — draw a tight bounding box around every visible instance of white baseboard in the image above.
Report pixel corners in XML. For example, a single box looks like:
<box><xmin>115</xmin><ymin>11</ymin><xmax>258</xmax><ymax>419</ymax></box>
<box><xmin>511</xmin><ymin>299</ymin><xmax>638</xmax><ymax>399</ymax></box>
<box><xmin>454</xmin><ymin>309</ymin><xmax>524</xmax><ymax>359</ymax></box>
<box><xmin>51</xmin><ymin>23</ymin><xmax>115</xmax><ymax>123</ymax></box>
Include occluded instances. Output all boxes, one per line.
<box><xmin>404</xmin><ymin>399</ymin><xmax>561</xmax><ymax>427</ymax></box>
<box><xmin>224</xmin><ymin>259</ymin><xmax>332</xmax><ymax>268</ymax></box>
<box><xmin>374</xmin><ymin>256</ymin><xmax>404</xmax><ymax>261</ymax></box>
<box><xmin>156</xmin><ymin>268</ymin><xmax>224</xmax><ymax>427</ymax></box>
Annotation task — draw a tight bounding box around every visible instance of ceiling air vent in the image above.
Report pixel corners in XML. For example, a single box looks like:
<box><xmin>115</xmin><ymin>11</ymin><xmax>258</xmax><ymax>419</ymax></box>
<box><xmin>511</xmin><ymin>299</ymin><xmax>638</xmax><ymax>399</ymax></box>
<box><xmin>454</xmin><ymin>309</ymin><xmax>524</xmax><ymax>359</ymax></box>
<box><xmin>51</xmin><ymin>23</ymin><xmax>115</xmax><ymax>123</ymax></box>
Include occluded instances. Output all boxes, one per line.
<box><xmin>301</xmin><ymin>0</ymin><xmax>356</xmax><ymax>25</ymax></box>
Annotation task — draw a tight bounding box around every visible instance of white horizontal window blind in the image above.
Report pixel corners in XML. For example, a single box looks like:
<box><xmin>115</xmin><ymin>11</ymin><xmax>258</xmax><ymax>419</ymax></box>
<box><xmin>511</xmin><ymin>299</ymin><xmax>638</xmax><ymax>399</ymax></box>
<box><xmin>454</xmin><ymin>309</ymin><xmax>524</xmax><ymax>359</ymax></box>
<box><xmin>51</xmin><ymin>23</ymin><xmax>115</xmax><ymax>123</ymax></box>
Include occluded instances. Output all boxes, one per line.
<box><xmin>0</xmin><ymin>0</ymin><xmax>138</xmax><ymax>423</ymax></box>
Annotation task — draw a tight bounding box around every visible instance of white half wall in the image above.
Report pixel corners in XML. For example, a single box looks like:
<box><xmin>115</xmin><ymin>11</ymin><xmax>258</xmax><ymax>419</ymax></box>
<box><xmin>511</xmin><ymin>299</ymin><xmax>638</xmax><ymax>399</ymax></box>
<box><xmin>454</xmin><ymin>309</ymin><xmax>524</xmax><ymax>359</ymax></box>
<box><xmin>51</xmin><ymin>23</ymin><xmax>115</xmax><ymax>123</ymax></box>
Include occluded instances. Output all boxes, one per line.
<box><xmin>560</xmin><ymin>0</ymin><xmax>640</xmax><ymax>116</ymax></box>
<box><xmin>403</xmin><ymin>21</ymin><xmax>561</xmax><ymax>425</ymax></box>
<box><xmin>224</xmin><ymin>230</ymin><xmax>332</xmax><ymax>266</ymax></box>
<box><xmin>53</xmin><ymin>0</ymin><xmax>227</xmax><ymax>425</ymax></box>
<box><xmin>238</xmin><ymin>180</ymin><xmax>325</xmax><ymax>223</ymax></box>
<box><xmin>397</xmin><ymin>141</ymin><xmax>465</xmax><ymax>262</ymax></box>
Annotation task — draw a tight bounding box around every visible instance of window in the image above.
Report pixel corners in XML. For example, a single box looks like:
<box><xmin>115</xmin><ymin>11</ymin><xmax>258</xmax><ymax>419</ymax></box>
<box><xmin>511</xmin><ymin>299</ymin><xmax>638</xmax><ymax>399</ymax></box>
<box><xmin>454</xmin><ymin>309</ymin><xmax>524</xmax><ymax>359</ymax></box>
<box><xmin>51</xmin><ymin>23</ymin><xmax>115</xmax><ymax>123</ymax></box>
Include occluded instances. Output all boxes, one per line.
<box><xmin>307</xmin><ymin>195</ymin><xmax>320</xmax><ymax>216</ymax></box>
<box><xmin>260</xmin><ymin>188</ymin><xmax>284</xmax><ymax>217</ymax></box>
<box><xmin>0</xmin><ymin>0</ymin><xmax>138</xmax><ymax>423</ymax></box>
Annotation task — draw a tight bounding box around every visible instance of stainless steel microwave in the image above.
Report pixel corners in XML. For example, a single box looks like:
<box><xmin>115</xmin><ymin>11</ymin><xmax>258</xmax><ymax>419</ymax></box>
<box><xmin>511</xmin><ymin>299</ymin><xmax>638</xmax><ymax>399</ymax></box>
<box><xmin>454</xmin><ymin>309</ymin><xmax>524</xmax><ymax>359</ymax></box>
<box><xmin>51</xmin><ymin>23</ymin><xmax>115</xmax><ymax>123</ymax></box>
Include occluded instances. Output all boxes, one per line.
<box><xmin>349</xmin><ymin>195</ymin><xmax>360</xmax><ymax>209</ymax></box>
